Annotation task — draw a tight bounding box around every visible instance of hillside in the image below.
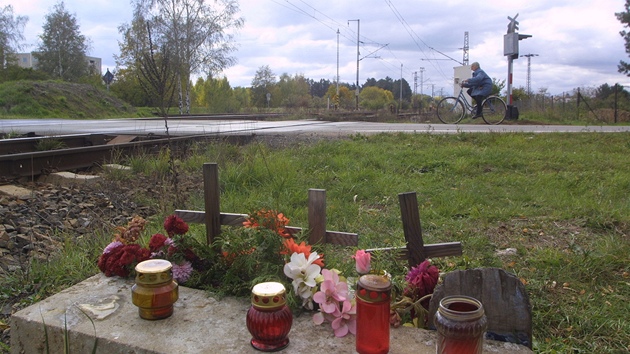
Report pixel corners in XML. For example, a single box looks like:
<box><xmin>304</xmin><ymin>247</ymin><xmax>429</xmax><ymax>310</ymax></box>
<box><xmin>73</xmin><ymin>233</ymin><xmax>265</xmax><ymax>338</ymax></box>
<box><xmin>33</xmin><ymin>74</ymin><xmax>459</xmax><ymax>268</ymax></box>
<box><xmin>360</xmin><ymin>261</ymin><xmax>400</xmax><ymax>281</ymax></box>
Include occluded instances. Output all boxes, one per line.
<box><xmin>0</xmin><ymin>80</ymin><xmax>137</xmax><ymax>119</ymax></box>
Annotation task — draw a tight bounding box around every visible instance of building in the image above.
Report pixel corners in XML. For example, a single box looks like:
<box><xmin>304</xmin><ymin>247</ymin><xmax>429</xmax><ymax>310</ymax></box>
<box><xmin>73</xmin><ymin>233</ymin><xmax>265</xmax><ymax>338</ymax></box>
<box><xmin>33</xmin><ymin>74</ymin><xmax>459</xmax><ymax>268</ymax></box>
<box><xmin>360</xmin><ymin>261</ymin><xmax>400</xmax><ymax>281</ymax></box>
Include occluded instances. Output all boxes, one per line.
<box><xmin>15</xmin><ymin>53</ymin><xmax>102</xmax><ymax>75</ymax></box>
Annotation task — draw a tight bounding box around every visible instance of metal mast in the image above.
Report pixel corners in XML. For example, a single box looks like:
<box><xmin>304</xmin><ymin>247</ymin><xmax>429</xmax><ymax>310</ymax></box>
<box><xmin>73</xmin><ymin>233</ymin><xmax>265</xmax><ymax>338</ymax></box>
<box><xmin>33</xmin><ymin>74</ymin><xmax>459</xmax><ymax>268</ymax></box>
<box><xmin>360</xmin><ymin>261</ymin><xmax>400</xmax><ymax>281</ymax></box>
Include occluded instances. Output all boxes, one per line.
<box><xmin>463</xmin><ymin>31</ymin><xmax>469</xmax><ymax>66</ymax></box>
<box><xmin>348</xmin><ymin>19</ymin><xmax>360</xmax><ymax>110</ymax></box>
<box><xmin>336</xmin><ymin>29</ymin><xmax>340</xmax><ymax>96</ymax></box>
<box><xmin>521</xmin><ymin>53</ymin><xmax>539</xmax><ymax>95</ymax></box>
<box><xmin>419</xmin><ymin>67</ymin><xmax>425</xmax><ymax>96</ymax></box>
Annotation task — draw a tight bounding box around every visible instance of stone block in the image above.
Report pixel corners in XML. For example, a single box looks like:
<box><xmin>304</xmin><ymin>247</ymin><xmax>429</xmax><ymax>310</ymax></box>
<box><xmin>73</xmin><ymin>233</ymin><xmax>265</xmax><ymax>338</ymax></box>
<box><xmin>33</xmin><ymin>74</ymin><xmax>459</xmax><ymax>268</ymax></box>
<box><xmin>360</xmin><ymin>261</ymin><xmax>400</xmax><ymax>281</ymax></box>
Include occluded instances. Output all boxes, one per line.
<box><xmin>11</xmin><ymin>274</ymin><xmax>532</xmax><ymax>353</ymax></box>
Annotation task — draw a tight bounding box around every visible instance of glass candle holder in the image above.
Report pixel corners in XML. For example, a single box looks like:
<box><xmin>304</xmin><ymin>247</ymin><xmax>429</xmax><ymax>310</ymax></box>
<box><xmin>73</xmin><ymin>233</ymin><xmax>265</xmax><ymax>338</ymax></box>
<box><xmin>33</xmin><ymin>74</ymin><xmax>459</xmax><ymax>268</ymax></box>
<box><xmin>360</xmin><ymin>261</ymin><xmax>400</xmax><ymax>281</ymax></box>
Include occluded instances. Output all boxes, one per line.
<box><xmin>356</xmin><ymin>274</ymin><xmax>392</xmax><ymax>354</ymax></box>
<box><xmin>435</xmin><ymin>295</ymin><xmax>488</xmax><ymax>354</ymax></box>
<box><xmin>246</xmin><ymin>282</ymin><xmax>293</xmax><ymax>352</ymax></box>
<box><xmin>131</xmin><ymin>259</ymin><xmax>179</xmax><ymax>320</ymax></box>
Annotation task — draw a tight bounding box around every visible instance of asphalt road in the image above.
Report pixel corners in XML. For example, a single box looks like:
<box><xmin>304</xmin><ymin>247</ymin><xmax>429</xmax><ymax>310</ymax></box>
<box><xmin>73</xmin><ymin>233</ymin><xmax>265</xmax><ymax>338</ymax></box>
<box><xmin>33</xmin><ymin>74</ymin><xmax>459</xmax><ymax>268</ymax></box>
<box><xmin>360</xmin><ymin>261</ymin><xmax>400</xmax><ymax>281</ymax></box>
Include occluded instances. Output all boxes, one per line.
<box><xmin>2</xmin><ymin>118</ymin><xmax>630</xmax><ymax>137</ymax></box>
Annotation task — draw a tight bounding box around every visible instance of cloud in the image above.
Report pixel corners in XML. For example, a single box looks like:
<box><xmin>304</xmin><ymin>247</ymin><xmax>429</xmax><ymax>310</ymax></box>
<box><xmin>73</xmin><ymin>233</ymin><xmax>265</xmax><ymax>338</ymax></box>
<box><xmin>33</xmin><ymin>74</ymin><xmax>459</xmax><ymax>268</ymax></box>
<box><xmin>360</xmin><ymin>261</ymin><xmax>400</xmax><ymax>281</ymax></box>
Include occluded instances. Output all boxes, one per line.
<box><xmin>9</xmin><ymin>0</ymin><xmax>630</xmax><ymax>94</ymax></box>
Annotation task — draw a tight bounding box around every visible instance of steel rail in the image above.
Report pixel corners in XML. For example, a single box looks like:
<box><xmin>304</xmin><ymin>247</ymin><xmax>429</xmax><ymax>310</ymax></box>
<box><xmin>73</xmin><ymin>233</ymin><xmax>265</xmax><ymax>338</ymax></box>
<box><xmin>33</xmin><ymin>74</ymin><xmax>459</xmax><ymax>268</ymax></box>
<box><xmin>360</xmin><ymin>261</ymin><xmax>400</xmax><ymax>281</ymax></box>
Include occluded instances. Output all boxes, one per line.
<box><xmin>0</xmin><ymin>133</ymin><xmax>251</xmax><ymax>180</ymax></box>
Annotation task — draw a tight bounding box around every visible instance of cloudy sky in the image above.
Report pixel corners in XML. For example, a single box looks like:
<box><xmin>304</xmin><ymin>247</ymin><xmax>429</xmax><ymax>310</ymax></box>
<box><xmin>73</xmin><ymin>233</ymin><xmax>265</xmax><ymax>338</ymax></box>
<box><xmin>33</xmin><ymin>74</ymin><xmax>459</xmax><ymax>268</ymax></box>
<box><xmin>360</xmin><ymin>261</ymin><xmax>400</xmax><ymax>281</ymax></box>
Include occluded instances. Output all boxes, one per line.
<box><xmin>9</xmin><ymin>0</ymin><xmax>630</xmax><ymax>96</ymax></box>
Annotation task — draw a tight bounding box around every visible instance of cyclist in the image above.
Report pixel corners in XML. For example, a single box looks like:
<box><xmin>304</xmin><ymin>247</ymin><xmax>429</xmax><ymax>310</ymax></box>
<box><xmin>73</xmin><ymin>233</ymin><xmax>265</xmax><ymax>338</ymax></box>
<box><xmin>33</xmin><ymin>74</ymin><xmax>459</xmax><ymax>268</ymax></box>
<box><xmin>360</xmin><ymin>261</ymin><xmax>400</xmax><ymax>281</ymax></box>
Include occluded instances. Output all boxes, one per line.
<box><xmin>461</xmin><ymin>62</ymin><xmax>492</xmax><ymax>119</ymax></box>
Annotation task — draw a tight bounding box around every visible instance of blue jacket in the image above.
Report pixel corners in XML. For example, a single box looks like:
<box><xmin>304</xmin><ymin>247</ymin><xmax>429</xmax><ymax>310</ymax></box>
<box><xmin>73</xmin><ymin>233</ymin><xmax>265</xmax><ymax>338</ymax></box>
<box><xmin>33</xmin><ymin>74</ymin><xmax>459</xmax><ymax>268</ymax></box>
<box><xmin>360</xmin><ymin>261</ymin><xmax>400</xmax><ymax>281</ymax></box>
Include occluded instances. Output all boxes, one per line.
<box><xmin>463</xmin><ymin>68</ymin><xmax>492</xmax><ymax>97</ymax></box>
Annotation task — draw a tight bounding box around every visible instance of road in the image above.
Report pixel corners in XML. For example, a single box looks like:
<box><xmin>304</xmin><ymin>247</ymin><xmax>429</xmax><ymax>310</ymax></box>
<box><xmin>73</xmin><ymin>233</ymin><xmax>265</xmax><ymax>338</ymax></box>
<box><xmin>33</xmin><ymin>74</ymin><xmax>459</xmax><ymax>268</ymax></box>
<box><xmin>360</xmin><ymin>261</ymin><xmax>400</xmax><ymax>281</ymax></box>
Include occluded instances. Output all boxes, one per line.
<box><xmin>2</xmin><ymin>118</ymin><xmax>630</xmax><ymax>137</ymax></box>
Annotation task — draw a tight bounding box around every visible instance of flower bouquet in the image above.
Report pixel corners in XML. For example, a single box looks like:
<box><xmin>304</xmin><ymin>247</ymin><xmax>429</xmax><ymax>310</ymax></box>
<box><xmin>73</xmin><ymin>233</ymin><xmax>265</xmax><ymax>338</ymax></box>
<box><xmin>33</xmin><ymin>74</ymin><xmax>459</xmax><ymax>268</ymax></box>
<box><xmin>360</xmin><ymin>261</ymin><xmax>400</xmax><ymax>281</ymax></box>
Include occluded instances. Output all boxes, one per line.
<box><xmin>98</xmin><ymin>215</ymin><xmax>211</xmax><ymax>283</ymax></box>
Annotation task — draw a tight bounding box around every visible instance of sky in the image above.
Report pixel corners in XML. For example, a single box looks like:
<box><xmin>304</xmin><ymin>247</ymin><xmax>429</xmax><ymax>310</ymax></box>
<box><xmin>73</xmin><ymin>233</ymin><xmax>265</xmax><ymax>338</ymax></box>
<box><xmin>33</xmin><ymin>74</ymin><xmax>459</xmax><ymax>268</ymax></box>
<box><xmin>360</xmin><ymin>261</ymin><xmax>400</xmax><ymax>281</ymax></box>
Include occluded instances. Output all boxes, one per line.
<box><xmin>9</xmin><ymin>0</ymin><xmax>630</xmax><ymax>96</ymax></box>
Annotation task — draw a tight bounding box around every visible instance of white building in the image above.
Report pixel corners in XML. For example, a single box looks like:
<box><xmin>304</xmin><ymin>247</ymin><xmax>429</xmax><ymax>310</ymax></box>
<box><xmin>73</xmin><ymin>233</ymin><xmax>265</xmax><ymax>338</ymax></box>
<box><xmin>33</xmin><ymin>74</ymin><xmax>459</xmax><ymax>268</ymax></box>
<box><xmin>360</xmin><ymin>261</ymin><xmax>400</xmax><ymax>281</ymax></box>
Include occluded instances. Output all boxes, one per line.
<box><xmin>15</xmin><ymin>53</ymin><xmax>102</xmax><ymax>75</ymax></box>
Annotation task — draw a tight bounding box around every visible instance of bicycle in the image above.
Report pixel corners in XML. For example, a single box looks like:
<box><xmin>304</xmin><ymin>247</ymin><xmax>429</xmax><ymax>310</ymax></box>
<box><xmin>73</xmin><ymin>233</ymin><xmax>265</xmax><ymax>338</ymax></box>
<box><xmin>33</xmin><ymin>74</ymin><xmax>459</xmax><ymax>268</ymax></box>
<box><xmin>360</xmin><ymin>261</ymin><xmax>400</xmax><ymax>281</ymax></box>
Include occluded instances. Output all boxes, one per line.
<box><xmin>436</xmin><ymin>89</ymin><xmax>507</xmax><ymax>125</ymax></box>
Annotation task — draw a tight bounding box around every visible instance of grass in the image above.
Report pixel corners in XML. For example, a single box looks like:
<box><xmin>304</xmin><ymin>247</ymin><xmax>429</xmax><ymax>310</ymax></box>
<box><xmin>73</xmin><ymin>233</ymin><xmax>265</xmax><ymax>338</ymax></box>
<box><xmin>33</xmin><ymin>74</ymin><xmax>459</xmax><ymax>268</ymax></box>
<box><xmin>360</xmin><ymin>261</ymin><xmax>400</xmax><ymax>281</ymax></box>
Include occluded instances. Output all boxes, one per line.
<box><xmin>1</xmin><ymin>132</ymin><xmax>629</xmax><ymax>353</ymax></box>
<box><xmin>0</xmin><ymin>80</ymin><xmax>138</xmax><ymax>119</ymax></box>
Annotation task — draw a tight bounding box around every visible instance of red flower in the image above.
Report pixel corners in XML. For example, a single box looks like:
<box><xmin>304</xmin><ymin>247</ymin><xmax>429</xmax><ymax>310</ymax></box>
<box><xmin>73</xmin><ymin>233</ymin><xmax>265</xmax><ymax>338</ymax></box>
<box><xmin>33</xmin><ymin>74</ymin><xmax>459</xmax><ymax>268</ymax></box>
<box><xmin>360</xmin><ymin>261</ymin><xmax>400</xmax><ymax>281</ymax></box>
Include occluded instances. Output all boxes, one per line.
<box><xmin>164</xmin><ymin>215</ymin><xmax>189</xmax><ymax>236</ymax></box>
<box><xmin>98</xmin><ymin>244</ymin><xmax>150</xmax><ymax>278</ymax></box>
<box><xmin>149</xmin><ymin>233</ymin><xmax>168</xmax><ymax>252</ymax></box>
<box><xmin>403</xmin><ymin>260</ymin><xmax>439</xmax><ymax>307</ymax></box>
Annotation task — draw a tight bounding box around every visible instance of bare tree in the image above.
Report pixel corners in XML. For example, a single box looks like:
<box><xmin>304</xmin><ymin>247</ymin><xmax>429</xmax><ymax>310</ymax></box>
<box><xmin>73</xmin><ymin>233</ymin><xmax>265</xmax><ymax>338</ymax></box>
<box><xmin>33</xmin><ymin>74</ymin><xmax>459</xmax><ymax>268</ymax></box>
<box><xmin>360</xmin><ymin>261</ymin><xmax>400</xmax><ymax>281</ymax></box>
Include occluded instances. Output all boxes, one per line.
<box><xmin>0</xmin><ymin>5</ymin><xmax>28</xmax><ymax>69</ymax></box>
<box><xmin>120</xmin><ymin>0</ymin><xmax>243</xmax><ymax>114</ymax></box>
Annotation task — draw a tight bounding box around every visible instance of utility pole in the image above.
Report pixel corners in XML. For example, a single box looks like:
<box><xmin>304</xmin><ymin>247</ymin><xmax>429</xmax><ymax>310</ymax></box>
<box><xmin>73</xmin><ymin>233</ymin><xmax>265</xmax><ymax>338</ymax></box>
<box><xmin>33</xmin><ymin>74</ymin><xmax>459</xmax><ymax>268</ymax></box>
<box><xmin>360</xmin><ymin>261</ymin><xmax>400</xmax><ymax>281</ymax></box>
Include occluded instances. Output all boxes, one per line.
<box><xmin>520</xmin><ymin>53</ymin><xmax>538</xmax><ymax>96</ymax></box>
<box><xmin>399</xmin><ymin>63</ymin><xmax>403</xmax><ymax>111</ymax></box>
<box><xmin>336</xmin><ymin>29</ymin><xmax>340</xmax><ymax>96</ymax></box>
<box><xmin>348</xmin><ymin>19</ymin><xmax>360</xmax><ymax>110</ymax></box>
<box><xmin>413</xmin><ymin>71</ymin><xmax>418</xmax><ymax>95</ymax></box>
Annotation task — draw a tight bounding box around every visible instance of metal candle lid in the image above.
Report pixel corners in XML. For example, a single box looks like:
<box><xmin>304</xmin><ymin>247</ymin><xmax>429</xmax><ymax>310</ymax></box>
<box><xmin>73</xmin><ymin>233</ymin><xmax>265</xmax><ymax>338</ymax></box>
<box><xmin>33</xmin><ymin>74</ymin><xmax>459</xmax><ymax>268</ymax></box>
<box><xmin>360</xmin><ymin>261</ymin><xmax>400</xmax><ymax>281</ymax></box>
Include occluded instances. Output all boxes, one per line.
<box><xmin>135</xmin><ymin>259</ymin><xmax>173</xmax><ymax>285</ymax></box>
<box><xmin>251</xmin><ymin>282</ymin><xmax>287</xmax><ymax>309</ymax></box>
<box><xmin>357</xmin><ymin>274</ymin><xmax>392</xmax><ymax>303</ymax></box>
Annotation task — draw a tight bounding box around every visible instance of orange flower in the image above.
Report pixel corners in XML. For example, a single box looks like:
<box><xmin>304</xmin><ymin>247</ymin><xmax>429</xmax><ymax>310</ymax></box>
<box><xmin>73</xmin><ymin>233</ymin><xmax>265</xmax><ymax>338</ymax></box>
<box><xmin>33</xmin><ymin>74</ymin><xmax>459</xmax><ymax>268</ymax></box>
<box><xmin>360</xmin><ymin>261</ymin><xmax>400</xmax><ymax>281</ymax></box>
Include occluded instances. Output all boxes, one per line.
<box><xmin>282</xmin><ymin>238</ymin><xmax>325</xmax><ymax>267</ymax></box>
<box><xmin>243</xmin><ymin>209</ymin><xmax>291</xmax><ymax>238</ymax></box>
<box><xmin>222</xmin><ymin>247</ymin><xmax>256</xmax><ymax>265</ymax></box>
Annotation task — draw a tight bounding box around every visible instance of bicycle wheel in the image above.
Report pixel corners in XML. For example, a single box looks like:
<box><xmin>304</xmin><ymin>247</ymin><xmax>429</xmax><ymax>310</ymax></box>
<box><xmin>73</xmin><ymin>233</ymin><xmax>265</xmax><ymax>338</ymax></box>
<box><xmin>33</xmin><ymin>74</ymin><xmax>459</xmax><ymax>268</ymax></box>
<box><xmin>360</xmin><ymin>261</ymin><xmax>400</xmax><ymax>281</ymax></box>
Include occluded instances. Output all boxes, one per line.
<box><xmin>437</xmin><ymin>97</ymin><xmax>465</xmax><ymax>124</ymax></box>
<box><xmin>481</xmin><ymin>96</ymin><xmax>507</xmax><ymax>125</ymax></box>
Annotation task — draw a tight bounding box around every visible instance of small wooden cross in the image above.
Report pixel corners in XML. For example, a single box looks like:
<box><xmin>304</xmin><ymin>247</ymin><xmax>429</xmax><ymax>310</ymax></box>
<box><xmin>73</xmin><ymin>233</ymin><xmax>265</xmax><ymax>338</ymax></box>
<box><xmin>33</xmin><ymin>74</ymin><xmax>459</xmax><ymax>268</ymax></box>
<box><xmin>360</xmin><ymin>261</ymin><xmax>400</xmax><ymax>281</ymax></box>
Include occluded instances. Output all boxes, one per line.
<box><xmin>367</xmin><ymin>192</ymin><xmax>462</xmax><ymax>267</ymax></box>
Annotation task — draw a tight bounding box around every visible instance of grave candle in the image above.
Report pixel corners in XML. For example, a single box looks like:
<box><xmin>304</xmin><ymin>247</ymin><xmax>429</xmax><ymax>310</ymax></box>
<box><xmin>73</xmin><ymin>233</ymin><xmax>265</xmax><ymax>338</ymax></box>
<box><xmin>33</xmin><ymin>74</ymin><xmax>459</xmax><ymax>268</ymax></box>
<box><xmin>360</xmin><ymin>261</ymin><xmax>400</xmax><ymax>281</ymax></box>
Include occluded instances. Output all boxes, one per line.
<box><xmin>355</xmin><ymin>274</ymin><xmax>392</xmax><ymax>354</ymax></box>
<box><xmin>246</xmin><ymin>282</ymin><xmax>293</xmax><ymax>352</ymax></box>
<box><xmin>434</xmin><ymin>295</ymin><xmax>488</xmax><ymax>354</ymax></box>
<box><xmin>131</xmin><ymin>259</ymin><xmax>179</xmax><ymax>320</ymax></box>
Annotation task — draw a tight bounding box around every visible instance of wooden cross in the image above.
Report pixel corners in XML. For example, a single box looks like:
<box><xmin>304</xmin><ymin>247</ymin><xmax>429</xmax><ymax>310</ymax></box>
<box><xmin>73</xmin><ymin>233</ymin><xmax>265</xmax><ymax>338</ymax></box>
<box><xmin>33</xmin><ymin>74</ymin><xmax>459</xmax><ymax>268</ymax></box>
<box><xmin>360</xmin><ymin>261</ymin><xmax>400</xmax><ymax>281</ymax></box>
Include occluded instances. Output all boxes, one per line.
<box><xmin>367</xmin><ymin>192</ymin><xmax>462</xmax><ymax>267</ymax></box>
<box><xmin>174</xmin><ymin>163</ymin><xmax>462</xmax><ymax>266</ymax></box>
<box><xmin>174</xmin><ymin>163</ymin><xmax>359</xmax><ymax>249</ymax></box>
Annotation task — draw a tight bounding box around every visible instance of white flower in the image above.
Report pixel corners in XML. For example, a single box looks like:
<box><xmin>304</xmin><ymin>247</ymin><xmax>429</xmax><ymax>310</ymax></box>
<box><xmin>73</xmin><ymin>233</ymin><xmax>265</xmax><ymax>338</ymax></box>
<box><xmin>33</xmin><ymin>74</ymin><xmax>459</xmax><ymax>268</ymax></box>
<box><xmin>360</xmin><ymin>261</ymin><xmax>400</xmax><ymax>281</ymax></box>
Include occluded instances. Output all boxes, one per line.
<box><xmin>283</xmin><ymin>252</ymin><xmax>322</xmax><ymax>301</ymax></box>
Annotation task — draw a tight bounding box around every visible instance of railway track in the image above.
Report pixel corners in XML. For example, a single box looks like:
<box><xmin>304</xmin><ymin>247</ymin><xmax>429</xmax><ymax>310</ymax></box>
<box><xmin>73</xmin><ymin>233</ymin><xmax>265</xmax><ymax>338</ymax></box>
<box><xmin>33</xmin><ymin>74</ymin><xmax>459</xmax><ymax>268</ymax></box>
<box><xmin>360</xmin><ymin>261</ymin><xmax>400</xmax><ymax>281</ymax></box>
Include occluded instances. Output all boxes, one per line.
<box><xmin>0</xmin><ymin>132</ymin><xmax>252</xmax><ymax>180</ymax></box>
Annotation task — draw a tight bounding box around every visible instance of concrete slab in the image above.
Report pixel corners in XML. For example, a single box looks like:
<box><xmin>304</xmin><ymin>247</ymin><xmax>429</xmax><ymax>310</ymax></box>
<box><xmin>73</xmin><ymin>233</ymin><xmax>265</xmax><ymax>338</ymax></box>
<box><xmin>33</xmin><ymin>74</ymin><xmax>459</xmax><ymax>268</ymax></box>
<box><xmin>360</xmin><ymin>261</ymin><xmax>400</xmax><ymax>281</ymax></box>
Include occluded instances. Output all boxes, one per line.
<box><xmin>10</xmin><ymin>274</ymin><xmax>532</xmax><ymax>354</ymax></box>
<box><xmin>103</xmin><ymin>164</ymin><xmax>131</xmax><ymax>171</ymax></box>
<box><xmin>0</xmin><ymin>185</ymin><xmax>33</xmax><ymax>198</ymax></box>
<box><xmin>38</xmin><ymin>172</ymin><xmax>100</xmax><ymax>186</ymax></box>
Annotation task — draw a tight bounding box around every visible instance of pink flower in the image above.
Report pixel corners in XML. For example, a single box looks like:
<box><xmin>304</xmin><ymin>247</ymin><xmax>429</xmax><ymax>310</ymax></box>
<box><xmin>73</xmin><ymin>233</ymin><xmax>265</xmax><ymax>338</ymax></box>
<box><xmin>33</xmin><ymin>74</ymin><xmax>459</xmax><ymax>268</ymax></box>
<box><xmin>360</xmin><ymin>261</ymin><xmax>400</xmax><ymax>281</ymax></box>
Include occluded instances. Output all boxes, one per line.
<box><xmin>313</xmin><ymin>269</ymin><xmax>348</xmax><ymax>314</ymax></box>
<box><xmin>103</xmin><ymin>241</ymin><xmax>123</xmax><ymax>254</ymax></box>
<box><xmin>352</xmin><ymin>250</ymin><xmax>371</xmax><ymax>275</ymax></box>
<box><xmin>331</xmin><ymin>300</ymin><xmax>357</xmax><ymax>337</ymax></box>
<box><xmin>172</xmin><ymin>261</ymin><xmax>193</xmax><ymax>283</ymax></box>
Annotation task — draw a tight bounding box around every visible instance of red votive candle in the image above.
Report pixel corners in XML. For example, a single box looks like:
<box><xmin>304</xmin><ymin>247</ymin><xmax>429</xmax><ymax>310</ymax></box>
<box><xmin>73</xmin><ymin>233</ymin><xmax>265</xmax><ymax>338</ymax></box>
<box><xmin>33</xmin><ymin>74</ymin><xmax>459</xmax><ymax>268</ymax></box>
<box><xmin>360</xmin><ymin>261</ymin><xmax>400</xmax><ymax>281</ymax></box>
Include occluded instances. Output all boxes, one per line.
<box><xmin>246</xmin><ymin>282</ymin><xmax>293</xmax><ymax>352</ymax></box>
<box><xmin>356</xmin><ymin>274</ymin><xmax>392</xmax><ymax>354</ymax></box>
<box><xmin>435</xmin><ymin>295</ymin><xmax>488</xmax><ymax>354</ymax></box>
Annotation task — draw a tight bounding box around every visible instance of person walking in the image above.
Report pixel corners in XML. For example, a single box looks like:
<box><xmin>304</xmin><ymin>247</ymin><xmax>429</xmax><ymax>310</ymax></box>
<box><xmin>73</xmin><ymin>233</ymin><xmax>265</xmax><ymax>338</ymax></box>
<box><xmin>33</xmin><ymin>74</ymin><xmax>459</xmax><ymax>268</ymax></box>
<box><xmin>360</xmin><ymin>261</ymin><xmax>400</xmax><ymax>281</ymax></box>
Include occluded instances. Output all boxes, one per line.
<box><xmin>461</xmin><ymin>62</ymin><xmax>492</xmax><ymax>119</ymax></box>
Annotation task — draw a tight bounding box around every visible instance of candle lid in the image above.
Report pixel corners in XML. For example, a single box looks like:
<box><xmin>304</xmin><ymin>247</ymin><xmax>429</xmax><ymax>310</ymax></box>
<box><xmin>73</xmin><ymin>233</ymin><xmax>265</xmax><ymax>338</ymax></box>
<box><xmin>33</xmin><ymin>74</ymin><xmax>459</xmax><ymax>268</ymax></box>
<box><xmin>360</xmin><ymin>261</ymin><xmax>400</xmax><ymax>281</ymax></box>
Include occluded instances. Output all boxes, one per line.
<box><xmin>135</xmin><ymin>259</ymin><xmax>173</xmax><ymax>285</ymax></box>
<box><xmin>135</xmin><ymin>259</ymin><xmax>172</xmax><ymax>273</ymax></box>
<box><xmin>357</xmin><ymin>274</ymin><xmax>391</xmax><ymax>303</ymax></box>
<box><xmin>251</xmin><ymin>282</ymin><xmax>286</xmax><ymax>309</ymax></box>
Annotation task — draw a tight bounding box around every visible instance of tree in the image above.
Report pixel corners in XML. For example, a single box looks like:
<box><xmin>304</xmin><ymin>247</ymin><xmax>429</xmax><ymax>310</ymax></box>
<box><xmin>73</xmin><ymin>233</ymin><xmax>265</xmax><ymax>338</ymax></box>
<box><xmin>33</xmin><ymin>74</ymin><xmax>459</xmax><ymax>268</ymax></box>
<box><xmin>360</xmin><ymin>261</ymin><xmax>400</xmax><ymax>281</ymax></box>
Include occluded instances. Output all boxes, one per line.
<box><xmin>35</xmin><ymin>1</ymin><xmax>90</xmax><ymax>81</ymax></box>
<box><xmin>359</xmin><ymin>86</ymin><xmax>394</xmax><ymax>110</ymax></box>
<box><xmin>277</xmin><ymin>73</ymin><xmax>311</xmax><ymax>108</ymax></box>
<box><xmin>325</xmin><ymin>84</ymin><xmax>354</xmax><ymax>110</ymax></box>
<box><xmin>511</xmin><ymin>86</ymin><xmax>528</xmax><ymax>102</ymax></box>
<box><xmin>0</xmin><ymin>5</ymin><xmax>28</xmax><ymax>69</ymax></box>
<box><xmin>492</xmin><ymin>78</ymin><xmax>506</xmax><ymax>96</ymax></box>
<box><xmin>251</xmin><ymin>65</ymin><xmax>277</xmax><ymax>108</ymax></box>
<box><xmin>121</xmin><ymin>0</ymin><xmax>243</xmax><ymax>114</ymax></box>
<box><xmin>308</xmin><ymin>78</ymin><xmax>331</xmax><ymax>98</ymax></box>
<box><xmin>616</xmin><ymin>2</ymin><xmax>630</xmax><ymax>75</ymax></box>
<box><xmin>192</xmin><ymin>75</ymin><xmax>240</xmax><ymax>113</ymax></box>
<box><xmin>595</xmin><ymin>83</ymin><xmax>629</xmax><ymax>100</ymax></box>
